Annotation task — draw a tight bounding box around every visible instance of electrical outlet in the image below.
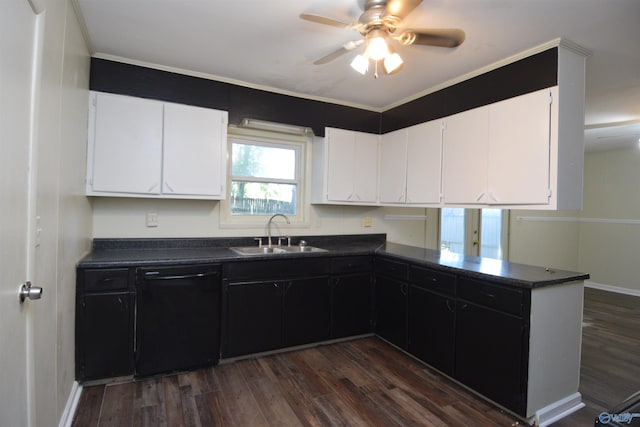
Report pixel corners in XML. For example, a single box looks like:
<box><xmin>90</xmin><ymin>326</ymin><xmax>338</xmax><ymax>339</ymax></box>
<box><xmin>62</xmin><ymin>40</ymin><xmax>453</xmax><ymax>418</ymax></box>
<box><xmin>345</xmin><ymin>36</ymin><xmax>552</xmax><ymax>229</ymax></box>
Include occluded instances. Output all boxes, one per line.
<box><xmin>363</xmin><ymin>216</ymin><xmax>372</xmax><ymax>227</ymax></box>
<box><xmin>146</xmin><ymin>211</ymin><xmax>158</xmax><ymax>227</ymax></box>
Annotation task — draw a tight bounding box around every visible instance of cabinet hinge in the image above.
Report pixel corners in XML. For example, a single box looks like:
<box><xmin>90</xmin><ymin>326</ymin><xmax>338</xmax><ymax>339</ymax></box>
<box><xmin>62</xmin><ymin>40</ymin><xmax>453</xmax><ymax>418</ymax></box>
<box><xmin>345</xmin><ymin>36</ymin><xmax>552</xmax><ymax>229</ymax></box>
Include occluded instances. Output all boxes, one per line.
<box><xmin>549</xmin><ymin>91</ymin><xmax>553</xmax><ymax>105</ymax></box>
<box><xmin>441</xmin><ymin>121</ymin><xmax>446</xmax><ymax>132</ymax></box>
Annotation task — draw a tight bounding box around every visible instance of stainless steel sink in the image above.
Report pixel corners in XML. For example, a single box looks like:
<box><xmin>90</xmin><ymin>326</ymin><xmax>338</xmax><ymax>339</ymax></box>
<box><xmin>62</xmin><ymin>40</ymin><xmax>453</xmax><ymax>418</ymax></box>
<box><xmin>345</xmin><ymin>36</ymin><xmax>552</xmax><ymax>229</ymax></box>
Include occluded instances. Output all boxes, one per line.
<box><xmin>230</xmin><ymin>246</ymin><xmax>288</xmax><ymax>255</ymax></box>
<box><xmin>283</xmin><ymin>246</ymin><xmax>327</xmax><ymax>253</ymax></box>
<box><xmin>230</xmin><ymin>245</ymin><xmax>327</xmax><ymax>256</ymax></box>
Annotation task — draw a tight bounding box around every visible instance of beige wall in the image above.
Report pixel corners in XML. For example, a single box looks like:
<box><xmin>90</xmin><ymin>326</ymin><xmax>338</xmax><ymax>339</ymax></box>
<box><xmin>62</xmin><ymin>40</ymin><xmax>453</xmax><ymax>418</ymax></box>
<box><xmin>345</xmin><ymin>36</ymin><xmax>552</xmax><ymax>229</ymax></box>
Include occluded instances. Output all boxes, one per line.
<box><xmin>577</xmin><ymin>147</ymin><xmax>640</xmax><ymax>292</ymax></box>
<box><xmin>92</xmin><ymin>197</ymin><xmax>430</xmax><ymax>248</ymax></box>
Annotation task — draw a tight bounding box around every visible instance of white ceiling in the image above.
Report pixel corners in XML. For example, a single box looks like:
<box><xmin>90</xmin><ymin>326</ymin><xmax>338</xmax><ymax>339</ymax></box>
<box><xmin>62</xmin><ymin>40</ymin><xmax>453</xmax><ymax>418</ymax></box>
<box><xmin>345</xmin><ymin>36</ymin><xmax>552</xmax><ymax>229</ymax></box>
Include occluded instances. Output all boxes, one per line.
<box><xmin>74</xmin><ymin>0</ymin><xmax>640</xmax><ymax>151</ymax></box>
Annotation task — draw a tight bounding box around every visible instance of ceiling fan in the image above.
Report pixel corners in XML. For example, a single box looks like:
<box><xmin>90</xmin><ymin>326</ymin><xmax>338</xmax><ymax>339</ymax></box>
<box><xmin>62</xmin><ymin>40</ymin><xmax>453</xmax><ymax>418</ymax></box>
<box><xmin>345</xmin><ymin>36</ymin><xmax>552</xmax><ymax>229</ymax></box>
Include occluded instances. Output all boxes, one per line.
<box><xmin>300</xmin><ymin>0</ymin><xmax>465</xmax><ymax>77</ymax></box>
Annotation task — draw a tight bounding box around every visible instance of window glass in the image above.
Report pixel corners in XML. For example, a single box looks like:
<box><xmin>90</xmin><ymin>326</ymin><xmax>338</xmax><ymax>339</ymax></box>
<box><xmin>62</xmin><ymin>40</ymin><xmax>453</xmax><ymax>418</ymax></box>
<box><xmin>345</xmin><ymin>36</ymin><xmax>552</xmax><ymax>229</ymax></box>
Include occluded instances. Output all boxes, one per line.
<box><xmin>227</xmin><ymin>136</ymin><xmax>303</xmax><ymax>218</ymax></box>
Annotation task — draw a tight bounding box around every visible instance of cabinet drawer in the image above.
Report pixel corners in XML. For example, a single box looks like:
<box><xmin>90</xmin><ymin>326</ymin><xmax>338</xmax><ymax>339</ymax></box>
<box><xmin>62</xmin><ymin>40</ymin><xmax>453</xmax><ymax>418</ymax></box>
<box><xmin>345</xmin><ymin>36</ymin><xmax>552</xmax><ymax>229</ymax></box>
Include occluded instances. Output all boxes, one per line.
<box><xmin>223</xmin><ymin>258</ymin><xmax>331</xmax><ymax>281</ymax></box>
<box><xmin>457</xmin><ymin>277</ymin><xmax>525</xmax><ymax>317</ymax></box>
<box><xmin>332</xmin><ymin>256</ymin><xmax>372</xmax><ymax>274</ymax></box>
<box><xmin>81</xmin><ymin>268</ymin><xmax>131</xmax><ymax>292</ymax></box>
<box><xmin>374</xmin><ymin>257</ymin><xmax>408</xmax><ymax>280</ymax></box>
<box><xmin>409</xmin><ymin>266</ymin><xmax>455</xmax><ymax>296</ymax></box>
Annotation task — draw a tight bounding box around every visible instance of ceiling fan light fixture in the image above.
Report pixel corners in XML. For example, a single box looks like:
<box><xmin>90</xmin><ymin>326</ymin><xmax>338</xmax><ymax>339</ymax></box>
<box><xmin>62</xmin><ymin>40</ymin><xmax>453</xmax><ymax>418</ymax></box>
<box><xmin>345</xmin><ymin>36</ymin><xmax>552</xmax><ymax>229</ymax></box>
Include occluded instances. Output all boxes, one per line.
<box><xmin>366</xmin><ymin>31</ymin><xmax>389</xmax><ymax>61</ymax></box>
<box><xmin>383</xmin><ymin>52</ymin><xmax>403</xmax><ymax>73</ymax></box>
<box><xmin>350</xmin><ymin>54</ymin><xmax>369</xmax><ymax>74</ymax></box>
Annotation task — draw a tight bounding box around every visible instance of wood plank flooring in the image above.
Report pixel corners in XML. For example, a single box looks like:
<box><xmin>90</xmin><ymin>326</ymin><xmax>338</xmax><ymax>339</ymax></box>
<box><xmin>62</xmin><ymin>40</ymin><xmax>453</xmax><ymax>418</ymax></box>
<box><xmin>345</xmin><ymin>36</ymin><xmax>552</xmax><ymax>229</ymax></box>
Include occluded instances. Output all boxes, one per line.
<box><xmin>72</xmin><ymin>287</ymin><xmax>640</xmax><ymax>427</ymax></box>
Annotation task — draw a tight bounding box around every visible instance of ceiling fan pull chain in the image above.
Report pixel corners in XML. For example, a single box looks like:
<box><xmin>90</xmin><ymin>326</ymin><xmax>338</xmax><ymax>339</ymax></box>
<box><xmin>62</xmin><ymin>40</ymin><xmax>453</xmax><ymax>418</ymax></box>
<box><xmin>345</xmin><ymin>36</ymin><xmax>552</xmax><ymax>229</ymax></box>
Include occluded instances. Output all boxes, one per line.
<box><xmin>374</xmin><ymin>60</ymin><xmax>379</xmax><ymax>79</ymax></box>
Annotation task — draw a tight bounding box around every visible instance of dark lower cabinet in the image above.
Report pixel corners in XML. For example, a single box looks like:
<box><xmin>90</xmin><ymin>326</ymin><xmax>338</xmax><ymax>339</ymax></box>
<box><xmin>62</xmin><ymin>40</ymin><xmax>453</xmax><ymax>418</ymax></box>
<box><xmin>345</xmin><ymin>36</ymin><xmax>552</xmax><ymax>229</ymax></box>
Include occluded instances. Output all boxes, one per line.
<box><xmin>225</xmin><ymin>280</ymin><xmax>283</xmax><ymax>357</ymax></box>
<box><xmin>76</xmin><ymin>268</ymin><xmax>135</xmax><ymax>381</ymax></box>
<box><xmin>408</xmin><ymin>286</ymin><xmax>455</xmax><ymax>375</ymax></box>
<box><xmin>455</xmin><ymin>301</ymin><xmax>528</xmax><ymax>415</ymax></box>
<box><xmin>283</xmin><ymin>277</ymin><xmax>331</xmax><ymax>347</ymax></box>
<box><xmin>374</xmin><ymin>275</ymin><xmax>408</xmax><ymax>349</ymax></box>
<box><xmin>77</xmin><ymin>292</ymin><xmax>134</xmax><ymax>380</ymax></box>
<box><xmin>331</xmin><ymin>273</ymin><xmax>372</xmax><ymax>338</ymax></box>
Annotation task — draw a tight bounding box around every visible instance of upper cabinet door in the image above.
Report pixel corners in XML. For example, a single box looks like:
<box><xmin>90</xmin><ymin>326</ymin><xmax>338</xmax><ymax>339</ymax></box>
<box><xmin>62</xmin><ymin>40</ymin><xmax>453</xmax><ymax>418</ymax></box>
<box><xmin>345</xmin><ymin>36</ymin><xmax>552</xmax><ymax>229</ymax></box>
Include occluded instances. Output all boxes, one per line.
<box><xmin>406</xmin><ymin>120</ymin><xmax>442</xmax><ymax>204</ymax></box>
<box><xmin>352</xmin><ymin>131</ymin><xmax>379</xmax><ymax>203</ymax></box>
<box><xmin>379</xmin><ymin>128</ymin><xmax>407</xmax><ymax>204</ymax></box>
<box><xmin>326</xmin><ymin>128</ymin><xmax>356</xmax><ymax>202</ymax></box>
<box><xmin>442</xmin><ymin>107</ymin><xmax>489</xmax><ymax>204</ymax></box>
<box><xmin>488</xmin><ymin>89</ymin><xmax>552</xmax><ymax>205</ymax></box>
<box><xmin>90</xmin><ymin>93</ymin><xmax>163</xmax><ymax>194</ymax></box>
<box><xmin>163</xmin><ymin>103</ymin><xmax>228</xmax><ymax>197</ymax></box>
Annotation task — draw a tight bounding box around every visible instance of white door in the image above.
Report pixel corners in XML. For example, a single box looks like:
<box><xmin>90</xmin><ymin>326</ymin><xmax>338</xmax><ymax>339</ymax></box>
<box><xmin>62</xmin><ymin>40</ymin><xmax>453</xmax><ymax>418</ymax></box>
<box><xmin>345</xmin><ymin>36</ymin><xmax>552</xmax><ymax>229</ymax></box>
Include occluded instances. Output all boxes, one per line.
<box><xmin>0</xmin><ymin>0</ymin><xmax>40</xmax><ymax>425</ymax></box>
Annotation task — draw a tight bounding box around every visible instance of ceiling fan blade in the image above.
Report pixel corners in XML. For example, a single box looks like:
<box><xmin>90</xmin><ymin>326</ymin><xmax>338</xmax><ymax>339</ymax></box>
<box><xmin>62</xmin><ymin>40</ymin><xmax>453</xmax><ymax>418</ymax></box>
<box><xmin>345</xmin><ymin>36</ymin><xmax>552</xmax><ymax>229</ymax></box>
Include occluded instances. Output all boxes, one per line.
<box><xmin>300</xmin><ymin>13</ymin><xmax>352</xmax><ymax>29</ymax></box>
<box><xmin>313</xmin><ymin>40</ymin><xmax>364</xmax><ymax>65</ymax></box>
<box><xmin>396</xmin><ymin>28</ymin><xmax>465</xmax><ymax>47</ymax></box>
<box><xmin>385</xmin><ymin>0</ymin><xmax>423</xmax><ymax>21</ymax></box>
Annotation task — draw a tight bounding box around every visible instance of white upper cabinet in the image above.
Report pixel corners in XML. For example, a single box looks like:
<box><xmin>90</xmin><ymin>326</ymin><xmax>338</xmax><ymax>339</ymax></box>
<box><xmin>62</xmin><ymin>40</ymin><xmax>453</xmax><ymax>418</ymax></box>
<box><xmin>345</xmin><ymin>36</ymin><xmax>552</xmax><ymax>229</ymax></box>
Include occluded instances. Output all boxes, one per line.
<box><xmin>443</xmin><ymin>87</ymin><xmax>561</xmax><ymax>207</ymax></box>
<box><xmin>442</xmin><ymin>46</ymin><xmax>585</xmax><ymax>210</ymax></box>
<box><xmin>87</xmin><ymin>92</ymin><xmax>228</xmax><ymax>199</ymax></box>
<box><xmin>406</xmin><ymin>120</ymin><xmax>443</xmax><ymax>204</ymax></box>
<box><xmin>89</xmin><ymin>93</ymin><xmax>164</xmax><ymax>194</ymax></box>
<box><xmin>312</xmin><ymin>127</ymin><xmax>379</xmax><ymax>205</ymax></box>
<box><xmin>488</xmin><ymin>88</ymin><xmax>553</xmax><ymax>205</ymax></box>
<box><xmin>379</xmin><ymin>128</ymin><xmax>407</xmax><ymax>204</ymax></box>
<box><xmin>162</xmin><ymin>103</ymin><xmax>226</xmax><ymax>197</ymax></box>
<box><xmin>379</xmin><ymin>120</ymin><xmax>442</xmax><ymax>205</ymax></box>
<box><xmin>442</xmin><ymin>107</ymin><xmax>489</xmax><ymax>205</ymax></box>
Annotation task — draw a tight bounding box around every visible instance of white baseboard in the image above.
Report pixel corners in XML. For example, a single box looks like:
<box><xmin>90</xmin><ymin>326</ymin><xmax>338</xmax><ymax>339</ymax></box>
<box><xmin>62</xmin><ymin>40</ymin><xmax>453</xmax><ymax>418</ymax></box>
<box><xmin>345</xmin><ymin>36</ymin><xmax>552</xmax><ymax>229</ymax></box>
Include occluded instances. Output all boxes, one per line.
<box><xmin>58</xmin><ymin>381</ymin><xmax>82</xmax><ymax>427</ymax></box>
<box><xmin>534</xmin><ymin>392</ymin><xmax>585</xmax><ymax>427</ymax></box>
<box><xmin>585</xmin><ymin>280</ymin><xmax>640</xmax><ymax>297</ymax></box>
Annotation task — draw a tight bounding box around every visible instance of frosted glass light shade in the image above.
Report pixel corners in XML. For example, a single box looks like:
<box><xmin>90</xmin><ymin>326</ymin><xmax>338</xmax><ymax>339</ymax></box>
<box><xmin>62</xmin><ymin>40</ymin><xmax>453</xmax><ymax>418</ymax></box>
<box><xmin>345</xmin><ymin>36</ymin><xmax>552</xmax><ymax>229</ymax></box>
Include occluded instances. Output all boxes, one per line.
<box><xmin>383</xmin><ymin>52</ymin><xmax>403</xmax><ymax>73</ymax></box>
<box><xmin>367</xmin><ymin>36</ymin><xmax>389</xmax><ymax>61</ymax></box>
<box><xmin>350</xmin><ymin>54</ymin><xmax>369</xmax><ymax>74</ymax></box>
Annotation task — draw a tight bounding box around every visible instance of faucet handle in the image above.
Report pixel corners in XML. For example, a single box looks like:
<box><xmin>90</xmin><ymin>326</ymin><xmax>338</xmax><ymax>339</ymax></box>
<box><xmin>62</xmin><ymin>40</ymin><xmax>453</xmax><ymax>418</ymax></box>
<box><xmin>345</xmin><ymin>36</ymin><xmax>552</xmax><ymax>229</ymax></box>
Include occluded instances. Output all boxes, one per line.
<box><xmin>277</xmin><ymin>236</ymin><xmax>287</xmax><ymax>246</ymax></box>
<box><xmin>254</xmin><ymin>237</ymin><xmax>263</xmax><ymax>247</ymax></box>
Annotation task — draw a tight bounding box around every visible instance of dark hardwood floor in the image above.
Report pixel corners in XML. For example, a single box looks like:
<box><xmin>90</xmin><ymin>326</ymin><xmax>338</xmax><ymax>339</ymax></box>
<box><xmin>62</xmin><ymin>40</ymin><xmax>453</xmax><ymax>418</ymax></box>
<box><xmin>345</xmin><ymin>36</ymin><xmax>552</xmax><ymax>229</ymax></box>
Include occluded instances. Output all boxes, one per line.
<box><xmin>72</xmin><ymin>287</ymin><xmax>640</xmax><ymax>427</ymax></box>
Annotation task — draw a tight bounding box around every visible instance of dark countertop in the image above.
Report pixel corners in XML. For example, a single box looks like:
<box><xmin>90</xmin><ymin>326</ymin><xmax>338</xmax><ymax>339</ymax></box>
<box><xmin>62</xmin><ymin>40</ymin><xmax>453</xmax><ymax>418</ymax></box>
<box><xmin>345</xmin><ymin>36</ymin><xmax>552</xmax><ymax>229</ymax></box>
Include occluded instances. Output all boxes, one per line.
<box><xmin>77</xmin><ymin>234</ymin><xmax>588</xmax><ymax>289</ymax></box>
<box><xmin>378</xmin><ymin>242</ymin><xmax>589</xmax><ymax>289</ymax></box>
<box><xmin>77</xmin><ymin>234</ymin><xmax>386</xmax><ymax>268</ymax></box>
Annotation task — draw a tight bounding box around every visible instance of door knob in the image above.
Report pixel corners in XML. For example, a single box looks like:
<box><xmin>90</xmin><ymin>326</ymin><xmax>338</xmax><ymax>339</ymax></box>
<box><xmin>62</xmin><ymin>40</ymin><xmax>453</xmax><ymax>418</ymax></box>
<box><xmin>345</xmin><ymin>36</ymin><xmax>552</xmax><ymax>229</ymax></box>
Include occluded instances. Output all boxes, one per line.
<box><xmin>19</xmin><ymin>281</ymin><xmax>43</xmax><ymax>303</ymax></box>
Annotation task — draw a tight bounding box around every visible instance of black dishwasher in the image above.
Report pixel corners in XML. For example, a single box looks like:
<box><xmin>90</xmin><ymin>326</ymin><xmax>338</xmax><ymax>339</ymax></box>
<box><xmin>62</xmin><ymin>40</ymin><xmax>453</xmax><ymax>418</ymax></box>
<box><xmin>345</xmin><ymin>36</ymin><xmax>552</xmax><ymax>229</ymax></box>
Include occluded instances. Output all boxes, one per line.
<box><xmin>136</xmin><ymin>264</ymin><xmax>221</xmax><ymax>377</ymax></box>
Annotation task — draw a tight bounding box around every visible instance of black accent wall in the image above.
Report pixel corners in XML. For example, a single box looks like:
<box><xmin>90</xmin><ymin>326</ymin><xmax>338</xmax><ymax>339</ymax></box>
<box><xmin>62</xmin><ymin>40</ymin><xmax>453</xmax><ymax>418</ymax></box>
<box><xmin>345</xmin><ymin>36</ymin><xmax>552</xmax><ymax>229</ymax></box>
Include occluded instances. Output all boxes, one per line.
<box><xmin>89</xmin><ymin>47</ymin><xmax>558</xmax><ymax>137</ymax></box>
<box><xmin>381</xmin><ymin>48</ymin><xmax>558</xmax><ymax>132</ymax></box>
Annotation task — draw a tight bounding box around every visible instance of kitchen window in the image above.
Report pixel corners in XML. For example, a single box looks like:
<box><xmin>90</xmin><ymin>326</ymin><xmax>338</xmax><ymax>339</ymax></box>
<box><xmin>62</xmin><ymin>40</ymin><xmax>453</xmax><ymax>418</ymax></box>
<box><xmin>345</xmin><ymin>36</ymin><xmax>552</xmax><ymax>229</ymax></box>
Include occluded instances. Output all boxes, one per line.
<box><xmin>221</xmin><ymin>126</ymin><xmax>309</xmax><ymax>226</ymax></box>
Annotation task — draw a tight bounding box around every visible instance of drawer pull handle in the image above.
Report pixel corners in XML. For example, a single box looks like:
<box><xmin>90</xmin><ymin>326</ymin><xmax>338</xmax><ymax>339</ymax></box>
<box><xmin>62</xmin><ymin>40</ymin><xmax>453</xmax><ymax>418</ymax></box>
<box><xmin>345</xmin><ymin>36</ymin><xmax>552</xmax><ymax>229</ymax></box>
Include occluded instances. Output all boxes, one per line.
<box><xmin>143</xmin><ymin>271</ymin><xmax>218</xmax><ymax>281</ymax></box>
<box><xmin>445</xmin><ymin>300</ymin><xmax>454</xmax><ymax>313</ymax></box>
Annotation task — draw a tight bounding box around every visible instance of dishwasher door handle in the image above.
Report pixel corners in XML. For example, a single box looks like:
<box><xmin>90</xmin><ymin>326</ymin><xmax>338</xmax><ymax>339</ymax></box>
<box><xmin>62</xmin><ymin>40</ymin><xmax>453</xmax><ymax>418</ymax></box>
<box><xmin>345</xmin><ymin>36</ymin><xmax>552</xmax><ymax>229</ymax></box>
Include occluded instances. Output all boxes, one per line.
<box><xmin>143</xmin><ymin>271</ymin><xmax>219</xmax><ymax>281</ymax></box>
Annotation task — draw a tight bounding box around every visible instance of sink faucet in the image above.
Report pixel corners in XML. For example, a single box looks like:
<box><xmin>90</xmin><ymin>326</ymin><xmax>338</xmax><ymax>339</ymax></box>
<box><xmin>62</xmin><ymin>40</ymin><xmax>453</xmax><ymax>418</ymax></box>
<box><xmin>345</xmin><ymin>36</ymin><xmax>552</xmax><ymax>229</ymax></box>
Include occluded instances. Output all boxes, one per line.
<box><xmin>267</xmin><ymin>214</ymin><xmax>290</xmax><ymax>248</ymax></box>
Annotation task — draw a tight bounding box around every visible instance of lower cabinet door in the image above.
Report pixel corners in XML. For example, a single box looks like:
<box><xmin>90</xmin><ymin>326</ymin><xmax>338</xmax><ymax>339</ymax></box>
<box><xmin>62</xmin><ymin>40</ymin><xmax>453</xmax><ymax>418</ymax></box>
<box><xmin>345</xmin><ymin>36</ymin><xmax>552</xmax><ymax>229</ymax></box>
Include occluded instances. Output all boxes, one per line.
<box><xmin>225</xmin><ymin>281</ymin><xmax>282</xmax><ymax>357</ymax></box>
<box><xmin>283</xmin><ymin>277</ymin><xmax>331</xmax><ymax>347</ymax></box>
<box><xmin>331</xmin><ymin>274</ymin><xmax>372</xmax><ymax>338</ymax></box>
<box><xmin>455</xmin><ymin>301</ymin><xmax>528</xmax><ymax>415</ymax></box>
<box><xmin>408</xmin><ymin>286</ymin><xmax>455</xmax><ymax>375</ymax></box>
<box><xmin>374</xmin><ymin>275</ymin><xmax>408</xmax><ymax>349</ymax></box>
<box><xmin>77</xmin><ymin>292</ymin><xmax>134</xmax><ymax>381</ymax></box>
